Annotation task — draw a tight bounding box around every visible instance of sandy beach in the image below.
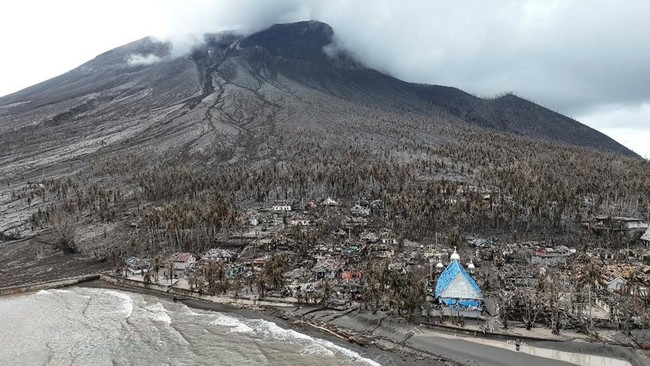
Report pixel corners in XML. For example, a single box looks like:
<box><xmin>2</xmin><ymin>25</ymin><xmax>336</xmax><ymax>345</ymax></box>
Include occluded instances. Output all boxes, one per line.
<box><xmin>76</xmin><ymin>279</ymin><xmax>649</xmax><ymax>366</ymax></box>
<box><xmin>78</xmin><ymin>280</ymin><xmax>436</xmax><ymax>366</ymax></box>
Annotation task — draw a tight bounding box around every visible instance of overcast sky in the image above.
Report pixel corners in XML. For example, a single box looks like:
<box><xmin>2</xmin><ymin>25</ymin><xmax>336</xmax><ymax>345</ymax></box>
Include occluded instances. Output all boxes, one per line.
<box><xmin>1</xmin><ymin>0</ymin><xmax>649</xmax><ymax>158</ymax></box>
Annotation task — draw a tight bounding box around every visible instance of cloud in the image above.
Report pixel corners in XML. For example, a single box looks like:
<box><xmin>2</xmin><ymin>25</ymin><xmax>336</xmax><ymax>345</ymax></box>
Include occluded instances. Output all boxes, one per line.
<box><xmin>127</xmin><ymin>54</ymin><xmax>163</xmax><ymax>66</ymax></box>
<box><xmin>120</xmin><ymin>0</ymin><xmax>650</xmax><ymax>159</ymax></box>
<box><xmin>578</xmin><ymin>103</ymin><xmax>650</xmax><ymax>130</ymax></box>
<box><xmin>147</xmin><ymin>1</ymin><xmax>650</xmax><ymax>115</ymax></box>
<box><xmin>150</xmin><ymin>0</ymin><xmax>316</xmax><ymax>56</ymax></box>
<box><xmin>577</xmin><ymin>103</ymin><xmax>650</xmax><ymax>158</ymax></box>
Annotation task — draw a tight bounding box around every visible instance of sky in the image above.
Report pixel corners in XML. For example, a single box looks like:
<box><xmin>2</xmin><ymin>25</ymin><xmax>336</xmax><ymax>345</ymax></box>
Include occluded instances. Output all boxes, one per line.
<box><xmin>1</xmin><ymin>0</ymin><xmax>649</xmax><ymax>158</ymax></box>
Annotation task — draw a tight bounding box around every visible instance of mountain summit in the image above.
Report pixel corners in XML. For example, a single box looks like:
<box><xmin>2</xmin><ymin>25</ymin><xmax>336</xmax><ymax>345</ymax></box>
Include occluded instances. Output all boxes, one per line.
<box><xmin>0</xmin><ymin>20</ymin><xmax>639</xmax><ymax>180</ymax></box>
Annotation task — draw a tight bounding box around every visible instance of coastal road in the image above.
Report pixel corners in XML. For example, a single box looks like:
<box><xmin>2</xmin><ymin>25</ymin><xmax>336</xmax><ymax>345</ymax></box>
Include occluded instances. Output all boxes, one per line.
<box><xmin>407</xmin><ymin>334</ymin><xmax>576</xmax><ymax>366</ymax></box>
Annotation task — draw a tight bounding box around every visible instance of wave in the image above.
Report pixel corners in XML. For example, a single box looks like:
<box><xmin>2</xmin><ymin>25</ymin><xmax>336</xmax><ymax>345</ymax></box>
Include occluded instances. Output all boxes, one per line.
<box><xmin>301</xmin><ymin>343</ymin><xmax>336</xmax><ymax>357</ymax></box>
<box><xmin>210</xmin><ymin>314</ymin><xmax>255</xmax><ymax>334</ymax></box>
<box><xmin>7</xmin><ymin>289</ymin><xmax>382</xmax><ymax>365</ymax></box>
<box><xmin>103</xmin><ymin>290</ymin><xmax>134</xmax><ymax>318</ymax></box>
<box><xmin>144</xmin><ymin>302</ymin><xmax>172</xmax><ymax>325</ymax></box>
<box><xmin>252</xmin><ymin>319</ymin><xmax>381</xmax><ymax>366</ymax></box>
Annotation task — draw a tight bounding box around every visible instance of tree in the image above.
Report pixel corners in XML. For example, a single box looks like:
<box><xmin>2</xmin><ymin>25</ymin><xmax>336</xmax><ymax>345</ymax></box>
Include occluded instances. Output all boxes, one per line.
<box><xmin>50</xmin><ymin>212</ymin><xmax>78</xmax><ymax>253</ymax></box>
<box><xmin>400</xmin><ymin>272</ymin><xmax>425</xmax><ymax>321</ymax></box>
<box><xmin>516</xmin><ymin>287</ymin><xmax>542</xmax><ymax>330</ymax></box>
<box><xmin>317</xmin><ymin>278</ymin><xmax>332</xmax><ymax>305</ymax></box>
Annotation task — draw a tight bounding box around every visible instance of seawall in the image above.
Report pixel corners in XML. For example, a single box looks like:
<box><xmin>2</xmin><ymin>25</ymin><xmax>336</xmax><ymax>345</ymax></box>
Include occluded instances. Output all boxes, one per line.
<box><xmin>0</xmin><ymin>274</ymin><xmax>100</xmax><ymax>297</ymax></box>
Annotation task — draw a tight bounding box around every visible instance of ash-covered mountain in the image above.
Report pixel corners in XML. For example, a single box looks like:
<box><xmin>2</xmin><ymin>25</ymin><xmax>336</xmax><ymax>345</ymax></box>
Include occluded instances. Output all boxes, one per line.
<box><xmin>0</xmin><ymin>21</ymin><xmax>637</xmax><ymax>169</ymax></box>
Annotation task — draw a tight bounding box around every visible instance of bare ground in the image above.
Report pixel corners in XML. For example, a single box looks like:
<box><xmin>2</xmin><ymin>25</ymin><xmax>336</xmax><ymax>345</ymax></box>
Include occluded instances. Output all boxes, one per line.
<box><xmin>0</xmin><ymin>238</ymin><xmax>110</xmax><ymax>288</ymax></box>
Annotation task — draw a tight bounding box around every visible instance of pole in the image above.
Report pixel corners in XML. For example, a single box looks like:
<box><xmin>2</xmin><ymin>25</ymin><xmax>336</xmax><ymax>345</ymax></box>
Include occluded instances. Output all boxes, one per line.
<box><xmin>588</xmin><ymin>286</ymin><xmax>594</xmax><ymax>329</ymax></box>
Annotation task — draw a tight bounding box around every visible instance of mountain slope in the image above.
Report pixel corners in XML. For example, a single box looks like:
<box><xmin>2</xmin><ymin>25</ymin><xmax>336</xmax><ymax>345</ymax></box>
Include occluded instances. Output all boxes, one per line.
<box><xmin>0</xmin><ymin>21</ymin><xmax>637</xmax><ymax>161</ymax></box>
<box><xmin>0</xmin><ymin>21</ymin><xmax>642</xmax><ymax>234</ymax></box>
<box><xmin>0</xmin><ymin>20</ymin><xmax>648</xmax><ymax>285</ymax></box>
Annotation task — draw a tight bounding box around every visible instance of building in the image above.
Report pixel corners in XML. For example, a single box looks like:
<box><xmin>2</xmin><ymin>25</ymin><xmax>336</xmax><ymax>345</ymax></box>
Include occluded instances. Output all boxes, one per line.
<box><xmin>607</xmin><ymin>277</ymin><xmax>628</xmax><ymax>293</ymax></box>
<box><xmin>351</xmin><ymin>204</ymin><xmax>370</xmax><ymax>216</ymax></box>
<box><xmin>272</xmin><ymin>204</ymin><xmax>292</xmax><ymax>212</ymax></box>
<box><xmin>313</xmin><ymin>258</ymin><xmax>342</xmax><ymax>279</ymax></box>
<box><xmin>125</xmin><ymin>257</ymin><xmax>149</xmax><ymax>275</ymax></box>
<box><xmin>530</xmin><ymin>247</ymin><xmax>572</xmax><ymax>266</ymax></box>
<box><xmin>170</xmin><ymin>253</ymin><xmax>196</xmax><ymax>270</ymax></box>
<box><xmin>203</xmin><ymin>248</ymin><xmax>235</xmax><ymax>263</ymax></box>
<box><xmin>434</xmin><ymin>249</ymin><xmax>483</xmax><ymax>310</ymax></box>
<box><xmin>322</xmin><ymin>197</ymin><xmax>338</xmax><ymax>206</ymax></box>
<box><xmin>289</xmin><ymin>218</ymin><xmax>311</xmax><ymax>226</ymax></box>
<box><xmin>642</xmin><ymin>227</ymin><xmax>650</xmax><ymax>246</ymax></box>
<box><xmin>590</xmin><ymin>216</ymin><xmax>649</xmax><ymax>231</ymax></box>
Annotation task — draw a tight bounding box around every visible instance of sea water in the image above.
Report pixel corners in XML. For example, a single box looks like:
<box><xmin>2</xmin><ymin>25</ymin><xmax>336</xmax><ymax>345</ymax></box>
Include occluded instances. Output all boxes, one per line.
<box><xmin>0</xmin><ymin>287</ymin><xmax>384</xmax><ymax>365</ymax></box>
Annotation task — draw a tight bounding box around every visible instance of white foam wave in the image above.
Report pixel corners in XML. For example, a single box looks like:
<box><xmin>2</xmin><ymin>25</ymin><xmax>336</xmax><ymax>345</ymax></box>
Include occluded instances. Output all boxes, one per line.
<box><xmin>104</xmin><ymin>290</ymin><xmax>134</xmax><ymax>318</ymax></box>
<box><xmin>300</xmin><ymin>344</ymin><xmax>335</xmax><ymax>357</ymax></box>
<box><xmin>316</xmin><ymin>339</ymin><xmax>382</xmax><ymax>366</ymax></box>
<box><xmin>210</xmin><ymin>314</ymin><xmax>255</xmax><ymax>334</ymax></box>
<box><xmin>230</xmin><ymin>323</ymin><xmax>254</xmax><ymax>334</ymax></box>
<box><xmin>178</xmin><ymin>305</ymin><xmax>207</xmax><ymax>317</ymax></box>
<box><xmin>255</xmin><ymin>320</ymin><xmax>313</xmax><ymax>342</ymax></box>
<box><xmin>36</xmin><ymin>290</ymin><xmax>52</xmax><ymax>295</ymax></box>
<box><xmin>145</xmin><ymin>302</ymin><xmax>172</xmax><ymax>325</ymax></box>
<box><xmin>253</xmin><ymin>319</ymin><xmax>381</xmax><ymax>366</ymax></box>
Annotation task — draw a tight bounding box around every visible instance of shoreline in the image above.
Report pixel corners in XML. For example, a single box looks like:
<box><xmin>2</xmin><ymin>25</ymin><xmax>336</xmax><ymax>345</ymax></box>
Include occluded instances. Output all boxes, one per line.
<box><xmin>3</xmin><ymin>276</ymin><xmax>648</xmax><ymax>366</ymax></box>
<box><xmin>78</xmin><ymin>279</ymin><xmax>432</xmax><ymax>366</ymax></box>
<box><xmin>79</xmin><ymin>278</ymin><xmax>649</xmax><ymax>366</ymax></box>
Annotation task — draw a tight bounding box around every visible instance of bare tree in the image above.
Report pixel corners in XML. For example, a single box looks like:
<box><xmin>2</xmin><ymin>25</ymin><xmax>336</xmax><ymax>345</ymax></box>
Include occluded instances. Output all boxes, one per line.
<box><xmin>50</xmin><ymin>212</ymin><xmax>78</xmax><ymax>253</ymax></box>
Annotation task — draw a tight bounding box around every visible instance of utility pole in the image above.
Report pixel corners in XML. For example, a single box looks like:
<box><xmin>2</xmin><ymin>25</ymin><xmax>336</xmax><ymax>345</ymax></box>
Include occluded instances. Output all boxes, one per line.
<box><xmin>588</xmin><ymin>287</ymin><xmax>593</xmax><ymax>330</ymax></box>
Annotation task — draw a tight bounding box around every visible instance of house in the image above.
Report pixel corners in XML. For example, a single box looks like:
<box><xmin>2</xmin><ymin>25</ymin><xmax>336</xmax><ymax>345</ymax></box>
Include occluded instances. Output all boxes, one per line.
<box><xmin>361</xmin><ymin>231</ymin><xmax>379</xmax><ymax>243</ymax></box>
<box><xmin>591</xmin><ymin>216</ymin><xmax>649</xmax><ymax>231</ymax></box>
<box><xmin>340</xmin><ymin>271</ymin><xmax>362</xmax><ymax>281</ymax></box>
<box><xmin>530</xmin><ymin>247</ymin><xmax>573</xmax><ymax>266</ymax></box>
<box><xmin>125</xmin><ymin>257</ymin><xmax>149</xmax><ymax>274</ymax></box>
<box><xmin>342</xmin><ymin>216</ymin><xmax>368</xmax><ymax>228</ymax></box>
<box><xmin>468</xmin><ymin>238</ymin><xmax>495</xmax><ymax>248</ymax></box>
<box><xmin>607</xmin><ymin>277</ymin><xmax>628</xmax><ymax>293</ymax></box>
<box><xmin>642</xmin><ymin>227</ymin><xmax>650</xmax><ymax>246</ymax></box>
<box><xmin>621</xmin><ymin>217</ymin><xmax>649</xmax><ymax>230</ymax></box>
<box><xmin>253</xmin><ymin>255</ymin><xmax>269</xmax><ymax>267</ymax></box>
<box><xmin>434</xmin><ymin>249</ymin><xmax>483</xmax><ymax>310</ymax></box>
<box><xmin>322</xmin><ymin>197</ymin><xmax>339</xmax><ymax>206</ymax></box>
<box><xmin>204</xmin><ymin>248</ymin><xmax>235</xmax><ymax>263</ymax></box>
<box><xmin>313</xmin><ymin>258</ymin><xmax>342</xmax><ymax>279</ymax></box>
<box><xmin>379</xmin><ymin>230</ymin><xmax>398</xmax><ymax>246</ymax></box>
<box><xmin>351</xmin><ymin>204</ymin><xmax>370</xmax><ymax>216</ymax></box>
<box><xmin>170</xmin><ymin>253</ymin><xmax>197</xmax><ymax>270</ymax></box>
<box><xmin>272</xmin><ymin>204</ymin><xmax>292</xmax><ymax>212</ymax></box>
<box><xmin>290</xmin><ymin>218</ymin><xmax>311</xmax><ymax>226</ymax></box>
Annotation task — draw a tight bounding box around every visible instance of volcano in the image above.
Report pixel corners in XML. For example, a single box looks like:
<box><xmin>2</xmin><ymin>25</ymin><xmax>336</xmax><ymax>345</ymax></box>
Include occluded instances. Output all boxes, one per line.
<box><xmin>0</xmin><ymin>21</ymin><xmax>641</xmax><ymax>234</ymax></box>
<box><xmin>0</xmin><ymin>21</ymin><xmax>637</xmax><ymax>171</ymax></box>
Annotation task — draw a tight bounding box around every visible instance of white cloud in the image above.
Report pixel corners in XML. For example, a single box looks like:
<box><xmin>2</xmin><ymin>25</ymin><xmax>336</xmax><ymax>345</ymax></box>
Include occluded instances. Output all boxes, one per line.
<box><xmin>127</xmin><ymin>54</ymin><xmax>163</xmax><ymax>66</ymax></box>
<box><xmin>596</xmin><ymin>127</ymin><xmax>650</xmax><ymax>160</ymax></box>
<box><xmin>578</xmin><ymin>103</ymin><xmax>650</xmax><ymax>158</ymax></box>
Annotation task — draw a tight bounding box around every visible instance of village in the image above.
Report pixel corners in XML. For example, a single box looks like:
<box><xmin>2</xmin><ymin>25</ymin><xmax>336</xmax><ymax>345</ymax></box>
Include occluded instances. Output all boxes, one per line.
<box><xmin>115</xmin><ymin>195</ymin><xmax>650</xmax><ymax>347</ymax></box>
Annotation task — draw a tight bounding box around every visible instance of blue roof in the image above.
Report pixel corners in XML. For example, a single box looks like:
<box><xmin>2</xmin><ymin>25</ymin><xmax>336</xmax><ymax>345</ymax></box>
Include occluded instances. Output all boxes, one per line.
<box><xmin>434</xmin><ymin>260</ymin><xmax>483</xmax><ymax>300</ymax></box>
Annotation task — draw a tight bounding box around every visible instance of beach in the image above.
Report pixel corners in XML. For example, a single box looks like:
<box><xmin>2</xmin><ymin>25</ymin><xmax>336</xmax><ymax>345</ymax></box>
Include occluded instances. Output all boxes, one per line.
<box><xmin>80</xmin><ymin>279</ymin><xmax>647</xmax><ymax>366</ymax></box>
<box><xmin>0</xmin><ymin>270</ymin><xmax>647</xmax><ymax>366</ymax></box>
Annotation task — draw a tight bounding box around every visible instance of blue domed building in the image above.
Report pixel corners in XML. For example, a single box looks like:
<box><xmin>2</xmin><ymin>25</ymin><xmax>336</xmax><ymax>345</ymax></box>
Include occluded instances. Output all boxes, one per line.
<box><xmin>434</xmin><ymin>249</ymin><xmax>483</xmax><ymax>311</ymax></box>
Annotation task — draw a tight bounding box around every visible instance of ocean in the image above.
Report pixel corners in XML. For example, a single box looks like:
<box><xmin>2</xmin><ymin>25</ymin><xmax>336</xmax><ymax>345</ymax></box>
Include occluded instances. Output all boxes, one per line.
<box><xmin>0</xmin><ymin>287</ymin><xmax>384</xmax><ymax>365</ymax></box>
